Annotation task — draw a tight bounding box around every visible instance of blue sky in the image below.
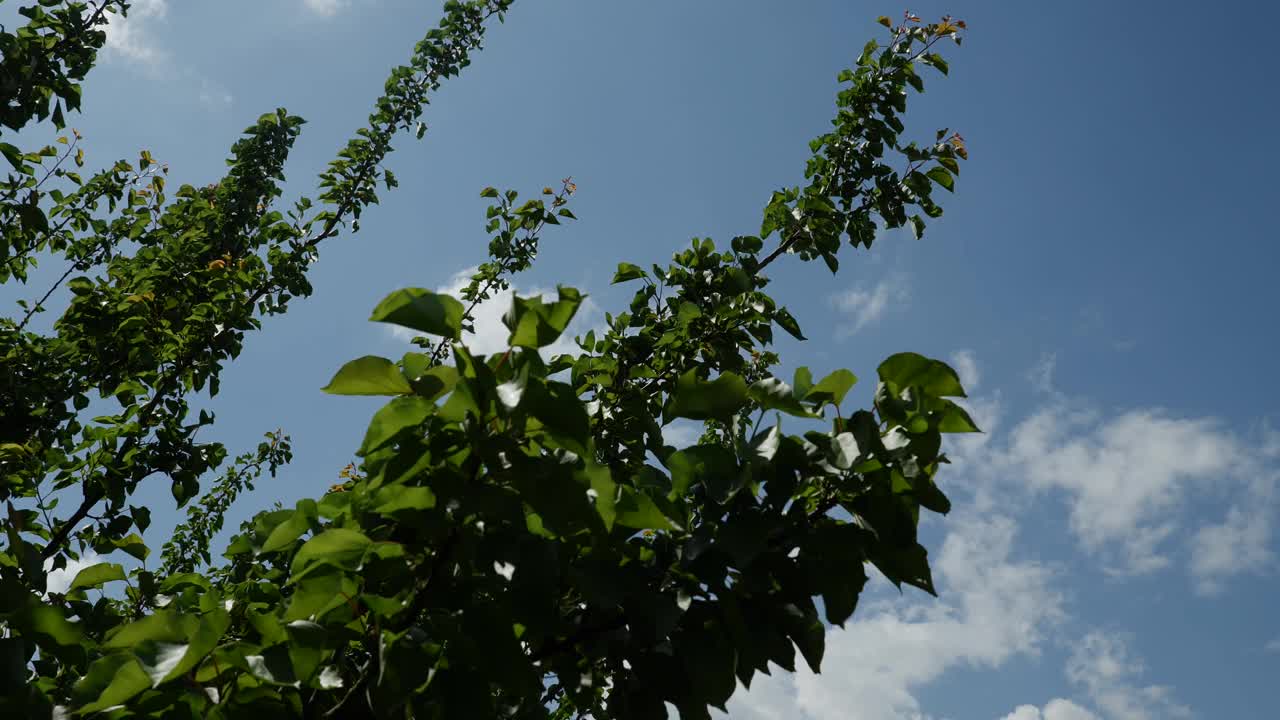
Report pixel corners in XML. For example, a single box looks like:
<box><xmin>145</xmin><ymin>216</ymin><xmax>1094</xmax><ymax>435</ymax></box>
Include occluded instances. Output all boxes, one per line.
<box><xmin>10</xmin><ymin>1</ymin><xmax>1280</xmax><ymax>718</ymax></box>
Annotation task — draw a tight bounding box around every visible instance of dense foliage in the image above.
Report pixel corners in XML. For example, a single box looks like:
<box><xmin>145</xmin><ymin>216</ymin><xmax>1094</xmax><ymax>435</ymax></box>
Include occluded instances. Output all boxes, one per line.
<box><xmin>0</xmin><ymin>3</ymin><xmax>972</xmax><ymax>718</ymax></box>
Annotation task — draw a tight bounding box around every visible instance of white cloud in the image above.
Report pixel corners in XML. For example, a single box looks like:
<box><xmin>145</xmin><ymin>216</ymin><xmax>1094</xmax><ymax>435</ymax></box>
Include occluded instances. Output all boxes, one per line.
<box><xmin>662</xmin><ymin>420</ymin><xmax>703</xmax><ymax>449</ymax></box>
<box><xmin>303</xmin><ymin>0</ymin><xmax>350</xmax><ymax>16</ymax></box>
<box><xmin>197</xmin><ymin>79</ymin><xmax>233</xmax><ymax>109</ymax></box>
<box><xmin>829</xmin><ymin>276</ymin><xmax>909</xmax><ymax>337</ymax></box>
<box><xmin>721</xmin><ymin>351</ymin><xmax>1263</xmax><ymax>719</ymax></box>
<box><xmin>991</xmin><ymin>400</ymin><xmax>1277</xmax><ymax>583</ymax></box>
<box><xmin>1065</xmin><ymin>632</ymin><xmax>1190</xmax><ymax>720</ymax></box>
<box><xmin>1027</xmin><ymin>352</ymin><xmax>1057</xmax><ymax>394</ymax></box>
<box><xmin>386</xmin><ymin>268</ymin><xmax>602</xmax><ymax>361</ymax></box>
<box><xmin>724</xmin><ymin>512</ymin><xmax>1062</xmax><ymax>720</ymax></box>
<box><xmin>1000</xmin><ymin>699</ymin><xmax>1100</xmax><ymax>720</ymax></box>
<box><xmin>102</xmin><ymin>0</ymin><xmax>169</xmax><ymax>67</ymax></box>
<box><xmin>1188</xmin><ymin>502</ymin><xmax>1274</xmax><ymax>595</ymax></box>
<box><xmin>45</xmin><ymin>550</ymin><xmax>102</xmax><ymax>596</ymax></box>
<box><xmin>950</xmin><ymin>349</ymin><xmax>980</xmax><ymax>392</ymax></box>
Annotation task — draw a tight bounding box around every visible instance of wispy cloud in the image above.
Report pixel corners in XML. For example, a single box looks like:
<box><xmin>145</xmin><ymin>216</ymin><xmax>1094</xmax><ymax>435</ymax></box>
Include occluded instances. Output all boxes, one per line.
<box><xmin>1065</xmin><ymin>631</ymin><xmax>1191</xmax><ymax>720</ymax></box>
<box><xmin>1266</xmin><ymin>637</ymin><xmax>1280</xmax><ymax>653</ymax></box>
<box><xmin>829</xmin><ymin>275</ymin><xmax>909</xmax><ymax>337</ymax></box>
<box><xmin>303</xmin><ymin>0</ymin><xmax>350</xmax><ymax>16</ymax></box>
<box><xmin>1027</xmin><ymin>352</ymin><xmax>1057</xmax><ymax>394</ymax></box>
<box><xmin>197</xmin><ymin>79</ymin><xmax>234</xmax><ymax>109</ymax></box>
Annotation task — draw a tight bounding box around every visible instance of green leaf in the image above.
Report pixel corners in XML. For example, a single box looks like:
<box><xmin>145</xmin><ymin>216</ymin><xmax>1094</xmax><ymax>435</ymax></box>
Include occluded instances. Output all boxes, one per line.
<box><xmin>75</xmin><ymin>654</ymin><xmax>152</xmax><ymax>713</ymax></box>
<box><xmin>908</xmin><ymin>215</ymin><xmax>926</xmax><ymax>240</ymax></box>
<box><xmin>142</xmin><ymin>610</ymin><xmax>230</xmax><ymax>686</ymax></box>
<box><xmin>612</xmin><ymin>262</ymin><xmax>647</xmax><ymax>284</ymax></box>
<box><xmin>285</xmin><ymin>569</ymin><xmax>358</xmax><ymax>622</ymax></box>
<box><xmin>926</xmin><ymin>166</ymin><xmax>954</xmax><ymax>191</ymax></box>
<box><xmin>665</xmin><ymin>445</ymin><xmax>740</xmax><ymax>502</ymax></box>
<box><xmin>112</xmin><ymin>533</ymin><xmax>149</xmax><ymax>562</ymax></box>
<box><xmin>323</xmin><ymin>356</ymin><xmax>413</xmax><ymax>396</ymax></box>
<box><xmin>869</xmin><ymin>542</ymin><xmax>937</xmax><ymax>596</ymax></box>
<box><xmin>877</xmin><ymin>352</ymin><xmax>966</xmax><ymax>397</ymax></box>
<box><xmin>525</xmin><ymin>379</ymin><xmax>591</xmax><ymax>455</ymax></box>
<box><xmin>68</xmin><ymin>562</ymin><xmax>125</xmax><ymax>592</ymax></box>
<box><xmin>286</xmin><ymin>620</ymin><xmax>328</xmax><ymax>683</ymax></box>
<box><xmin>666</xmin><ymin>370</ymin><xmax>748</xmax><ymax>422</ymax></box>
<box><xmin>936</xmin><ymin>399</ymin><xmax>980</xmax><ymax>433</ymax></box>
<box><xmin>780</xmin><ymin>601</ymin><xmax>825</xmax><ymax>673</ymax></box>
<box><xmin>369</xmin><ymin>288</ymin><xmax>464</xmax><ymax>338</ymax></box>
<box><xmin>922</xmin><ymin>52</ymin><xmax>949</xmax><ymax>75</ymax></box>
<box><xmin>406</xmin><ymin>363</ymin><xmax>459</xmax><ymax>402</ymax></box>
<box><xmin>805</xmin><ymin>369</ymin><xmax>858</xmax><ymax>408</ymax></box>
<box><xmin>800</xmin><ymin>525</ymin><xmax>868</xmax><ymax>626</ymax></box>
<box><xmin>723</xmin><ymin>267</ymin><xmax>753</xmax><ymax>294</ymax></box>
<box><xmin>749</xmin><ymin>378</ymin><xmax>818</xmax><ymax>418</ymax></box>
<box><xmin>373</xmin><ymin>484</ymin><xmax>437</xmax><ymax>515</ymax></box>
<box><xmin>731</xmin><ymin>235</ymin><xmax>763</xmax><ymax>254</ymax></box>
<box><xmin>614</xmin><ymin>487</ymin><xmax>676</xmax><ymax>530</ymax></box>
<box><xmin>104</xmin><ymin>612</ymin><xmax>184</xmax><ymax>649</ymax></box>
<box><xmin>830</xmin><ymin>432</ymin><xmax>862</xmax><ymax>470</ymax></box>
<box><xmin>291</xmin><ymin>529</ymin><xmax>372</xmax><ymax>580</ymax></box>
<box><xmin>914</xmin><ymin>477</ymin><xmax>952</xmax><ymax>515</ymax></box>
<box><xmin>680</xmin><ymin>617</ymin><xmax>737</xmax><ymax>709</ymax></box>
<box><xmin>505</xmin><ymin>287</ymin><xmax>584</xmax><ymax>348</ymax></box>
<box><xmin>244</xmin><ymin>645</ymin><xmax>299</xmax><ymax>686</ymax></box>
<box><xmin>0</xmin><ymin>638</ymin><xmax>25</xmax><ymax>693</ymax></box>
<box><xmin>261</xmin><ymin>504</ymin><xmax>314</xmax><ymax>554</ymax></box>
<box><xmin>792</xmin><ymin>367</ymin><xmax>814</xmax><ymax>399</ymax></box>
<box><xmin>774</xmin><ymin>307</ymin><xmax>806</xmax><ymax>340</ymax></box>
<box><xmin>581</xmin><ymin>463</ymin><xmax>617</xmax><ymax>531</ymax></box>
<box><xmin>677</xmin><ymin>301</ymin><xmax>703</xmax><ymax>324</ymax></box>
<box><xmin>0</xmin><ymin>143</ymin><xmax>23</xmax><ymax>171</ymax></box>
<box><xmin>158</xmin><ymin>573</ymin><xmax>210</xmax><ymax>593</ymax></box>
<box><xmin>361</xmin><ymin>396</ymin><xmax>433</xmax><ymax>454</ymax></box>
<box><xmin>24</xmin><ymin>605</ymin><xmax>82</xmax><ymax>647</ymax></box>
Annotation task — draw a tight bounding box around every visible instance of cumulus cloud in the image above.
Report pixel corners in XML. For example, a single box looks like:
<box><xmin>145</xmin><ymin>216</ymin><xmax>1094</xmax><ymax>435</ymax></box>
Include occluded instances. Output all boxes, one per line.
<box><xmin>723</xmin><ymin>512</ymin><xmax>1062</xmax><ymax>720</ymax></box>
<box><xmin>720</xmin><ymin>350</ymin><xmax>1263</xmax><ymax>719</ymax></box>
<box><xmin>1188</xmin><ymin>502</ymin><xmax>1274</xmax><ymax>595</ymax></box>
<box><xmin>829</xmin><ymin>276</ymin><xmax>909</xmax><ymax>337</ymax></box>
<box><xmin>1000</xmin><ymin>699</ymin><xmax>1100</xmax><ymax>720</ymax></box>
<box><xmin>990</xmin><ymin>400</ymin><xmax>1277</xmax><ymax>584</ymax></box>
<box><xmin>950</xmin><ymin>349</ymin><xmax>980</xmax><ymax>392</ymax></box>
<box><xmin>385</xmin><ymin>267</ymin><xmax>602</xmax><ymax>360</ymax></box>
<box><xmin>101</xmin><ymin>0</ymin><xmax>169</xmax><ymax>67</ymax></box>
<box><xmin>45</xmin><ymin>550</ymin><xmax>103</xmax><ymax>596</ymax></box>
<box><xmin>1065</xmin><ymin>632</ymin><xmax>1191</xmax><ymax>720</ymax></box>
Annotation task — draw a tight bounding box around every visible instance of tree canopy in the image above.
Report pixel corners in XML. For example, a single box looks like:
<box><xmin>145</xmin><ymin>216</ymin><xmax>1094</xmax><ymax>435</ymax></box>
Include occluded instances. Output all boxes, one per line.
<box><xmin>0</xmin><ymin>3</ymin><xmax>971</xmax><ymax>718</ymax></box>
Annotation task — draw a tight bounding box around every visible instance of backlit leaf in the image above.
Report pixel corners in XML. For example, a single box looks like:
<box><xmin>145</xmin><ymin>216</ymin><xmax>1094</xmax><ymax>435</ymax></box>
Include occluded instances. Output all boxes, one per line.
<box><xmin>323</xmin><ymin>356</ymin><xmax>413</xmax><ymax>396</ymax></box>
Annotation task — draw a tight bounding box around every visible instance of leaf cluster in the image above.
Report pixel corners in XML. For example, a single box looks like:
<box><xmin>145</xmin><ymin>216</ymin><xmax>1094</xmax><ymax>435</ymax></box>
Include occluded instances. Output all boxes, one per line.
<box><xmin>0</xmin><ymin>4</ymin><xmax>972</xmax><ymax>719</ymax></box>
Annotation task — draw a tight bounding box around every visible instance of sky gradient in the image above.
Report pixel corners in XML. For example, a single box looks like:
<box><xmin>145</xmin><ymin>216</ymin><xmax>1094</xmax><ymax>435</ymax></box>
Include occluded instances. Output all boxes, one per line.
<box><xmin>9</xmin><ymin>1</ymin><xmax>1279</xmax><ymax>718</ymax></box>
